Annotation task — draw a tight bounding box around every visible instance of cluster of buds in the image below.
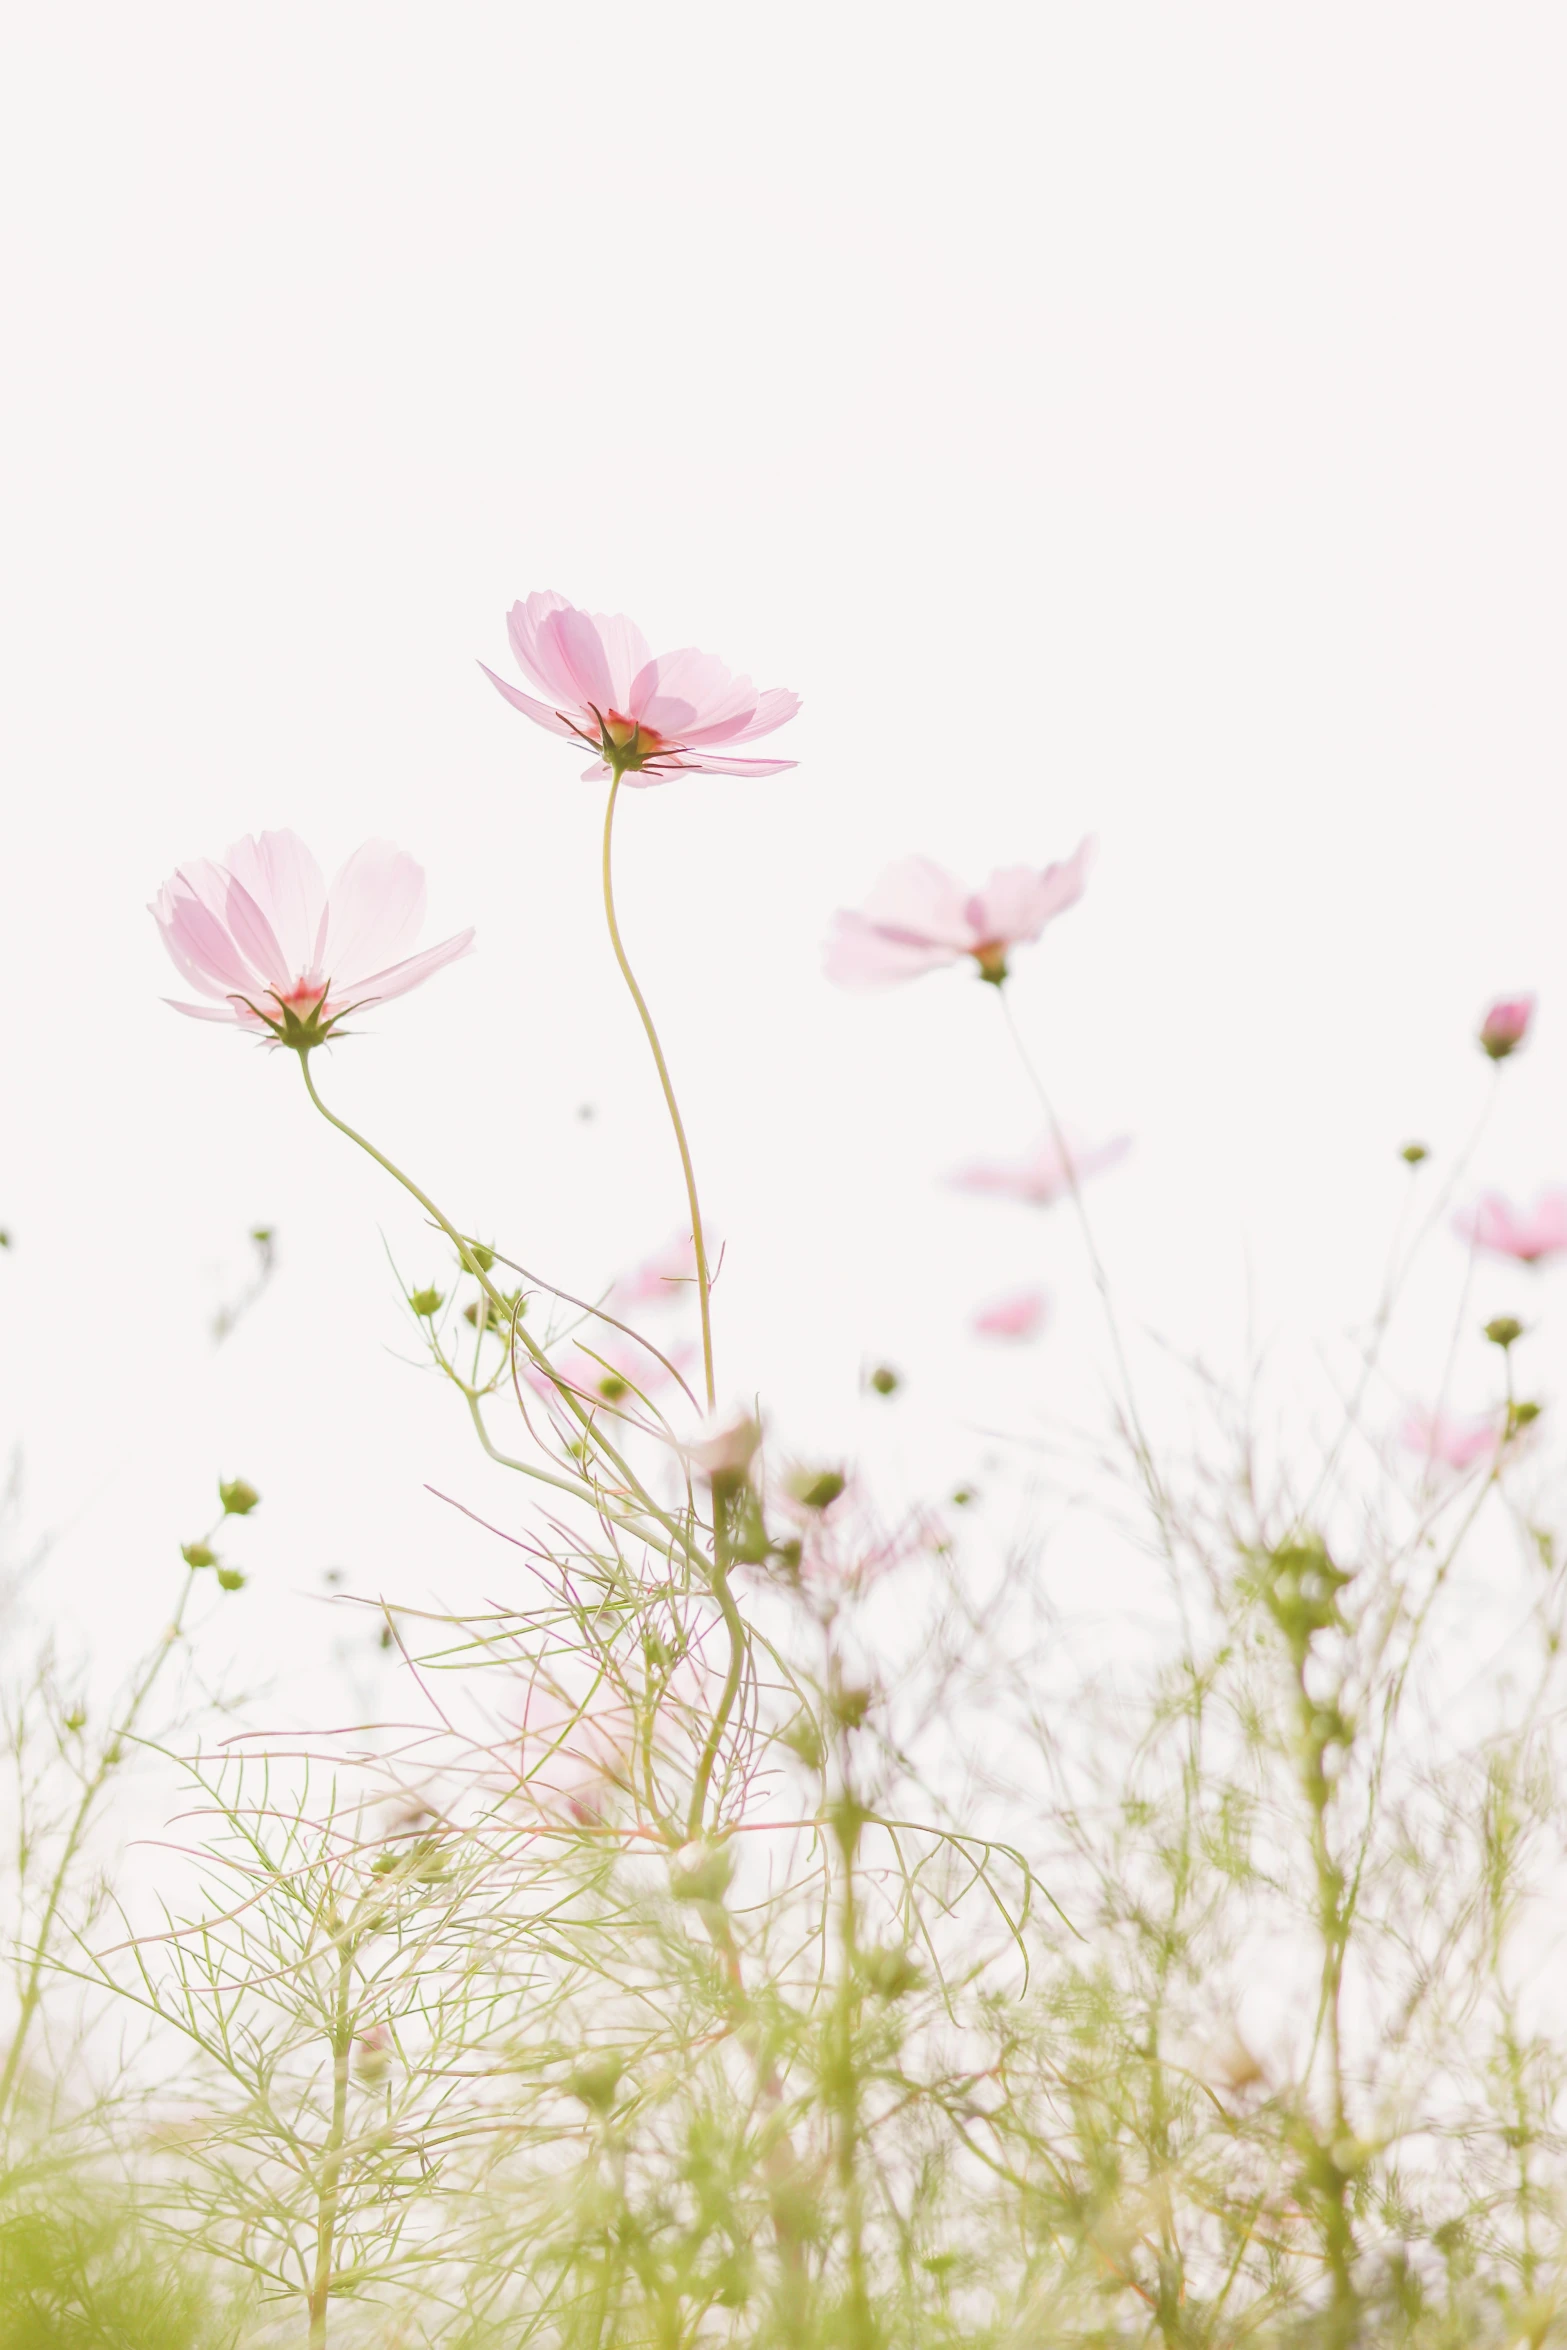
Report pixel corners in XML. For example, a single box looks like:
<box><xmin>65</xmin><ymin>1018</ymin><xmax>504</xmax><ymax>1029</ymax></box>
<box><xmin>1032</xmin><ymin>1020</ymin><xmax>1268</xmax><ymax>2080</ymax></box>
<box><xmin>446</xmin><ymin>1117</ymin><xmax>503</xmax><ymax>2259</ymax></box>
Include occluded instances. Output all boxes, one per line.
<box><xmin>181</xmin><ymin>1475</ymin><xmax>260</xmax><ymax>1592</ymax></box>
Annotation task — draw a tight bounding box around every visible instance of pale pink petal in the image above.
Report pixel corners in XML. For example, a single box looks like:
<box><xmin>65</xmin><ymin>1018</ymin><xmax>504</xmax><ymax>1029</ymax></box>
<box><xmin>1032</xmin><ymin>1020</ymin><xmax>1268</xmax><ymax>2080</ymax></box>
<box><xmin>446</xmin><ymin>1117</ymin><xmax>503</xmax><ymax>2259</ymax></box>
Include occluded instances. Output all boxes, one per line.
<box><xmin>823</xmin><ymin>911</ymin><xmax>963</xmax><ymax>987</ymax></box>
<box><xmin>971</xmin><ymin>837</ymin><xmax>1096</xmax><ymax>946</ymax></box>
<box><xmin>346</xmin><ymin>928</ymin><xmax>475</xmax><ymax>1008</ymax></box>
<box><xmin>505</xmin><ymin>591</ymin><xmax>581</xmax><ymax>704</ymax></box>
<box><xmin>154</xmin><ymin>881</ymin><xmax>260</xmax><ymax>997</ymax></box>
<box><xmin>724</xmin><ymin>685</ymin><xmax>802</xmax><ymax>743</ymax></box>
<box><xmin>610</xmin><ymin>1232</ymin><xmax>700</xmax><ymax>1311</ymax></box>
<box><xmin>658</xmin><ymin>750</ymin><xmax>797</xmax><ymax>778</ymax></box>
<box><xmin>222</xmin><ymin>832</ymin><xmax>327</xmax><ymax>974</ymax></box>
<box><xmin>591</xmin><ymin>610</ymin><xmax>654</xmax><ymax>710</ymax></box>
<box><xmin>322</xmin><ymin>841</ymin><xmax>426</xmax><ymax>983</ymax></box>
<box><xmin>633</xmin><ymin>648</ymin><xmax>757</xmax><ymax>743</ymax></box>
<box><xmin>972</xmin><ymin>1288</ymin><xmax>1049</xmax><ymax>1339</ymax></box>
<box><xmin>951</xmin><ymin>1130</ymin><xmax>1131</xmax><ymax>1206</ymax></box>
<box><xmin>165</xmin><ymin>995</ymin><xmax>248</xmax><ymax>1024</ymax></box>
<box><xmin>1400</xmin><ymin>1405</ymin><xmax>1499</xmax><ymax>1472</ymax></box>
<box><xmin>220</xmin><ymin>874</ymin><xmax>293</xmax><ymax>994</ymax></box>
<box><xmin>855</xmin><ymin>857</ymin><xmax>978</xmax><ymax>952</ymax></box>
<box><xmin>1453</xmin><ymin>1188</ymin><xmax>1567</xmax><ymax>1263</ymax></box>
<box><xmin>538</xmin><ymin>606</ymin><xmax>615</xmax><ymax>715</ymax></box>
<box><xmin>480</xmin><ymin>663</ymin><xmax>582</xmax><ymax>738</ymax></box>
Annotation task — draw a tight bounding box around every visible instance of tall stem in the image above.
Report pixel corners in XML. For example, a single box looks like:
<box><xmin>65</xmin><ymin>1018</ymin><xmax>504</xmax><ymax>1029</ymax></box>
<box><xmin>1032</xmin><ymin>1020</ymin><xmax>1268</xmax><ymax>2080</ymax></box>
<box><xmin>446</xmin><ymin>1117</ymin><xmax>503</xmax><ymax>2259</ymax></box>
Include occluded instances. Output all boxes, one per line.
<box><xmin>307</xmin><ymin>1919</ymin><xmax>356</xmax><ymax>2349</ymax></box>
<box><xmin>0</xmin><ymin>1576</ymin><xmax>193</xmax><ymax>2127</ymax></box>
<box><xmin>600</xmin><ymin>773</ymin><xmax>716</xmax><ymax>1410</ymax></box>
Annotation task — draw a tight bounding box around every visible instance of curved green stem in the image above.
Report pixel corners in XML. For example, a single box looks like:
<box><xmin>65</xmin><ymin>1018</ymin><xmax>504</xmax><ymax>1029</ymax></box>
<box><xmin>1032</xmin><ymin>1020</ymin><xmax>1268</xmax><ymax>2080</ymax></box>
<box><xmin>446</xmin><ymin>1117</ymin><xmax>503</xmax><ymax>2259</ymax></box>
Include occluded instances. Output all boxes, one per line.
<box><xmin>686</xmin><ymin>1557</ymin><xmax>747</xmax><ymax>1840</ymax></box>
<box><xmin>601</xmin><ymin>772</ymin><xmax>717</xmax><ymax>1410</ymax></box>
<box><xmin>293</xmin><ymin>1054</ymin><xmax>692</xmax><ymax>1562</ymax></box>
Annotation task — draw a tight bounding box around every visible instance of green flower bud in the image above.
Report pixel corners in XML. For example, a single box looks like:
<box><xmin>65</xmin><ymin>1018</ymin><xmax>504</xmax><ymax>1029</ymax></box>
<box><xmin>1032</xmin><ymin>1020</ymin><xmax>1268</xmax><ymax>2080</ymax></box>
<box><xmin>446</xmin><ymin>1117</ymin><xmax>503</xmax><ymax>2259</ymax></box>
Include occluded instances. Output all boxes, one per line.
<box><xmin>182</xmin><ymin>1542</ymin><xmax>217</xmax><ymax>1570</ymax></box>
<box><xmin>858</xmin><ymin>1944</ymin><xmax>922</xmax><ymax>2000</ymax></box>
<box><xmin>409</xmin><ymin>1287</ymin><xmax>443</xmax><ymax>1319</ymax></box>
<box><xmin>669</xmin><ymin>1840</ymin><xmax>735</xmax><ymax>1905</ymax></box>
<box><xmin>1400</xmin><ymin>1142</ymin><xmax>1430</xmax><ymax>1166</ymax></box>
<box><xmin>780</xmin><ymin>1712</ymin><xmax>824</xmax><ymax>1772</ymax></box>
<box><xmin>1506</xmin><ymin>1400</ymin><xmax>1543</xmax><ymax>1438</ymax></box>
<box><xmin>868</xmin><ymin>1365</ymin><xmax>901</xmax><ymax>1397</ymax></box>
<box><xmin>63</xmin><ymin>1707</ymin><xmax>87</xmax><ymax>1734</ymax></box>
<box><xmin>216</xmin><ymin>1567</ymin><xmax>246</xmax><ymax>1592</ymax></box>
<box><xmin>567</xmin><ymin>2054</ymin><xmax>624</xmax><ymax>2113</ymax></box>
<box><xmin>219</xmin><ymin>1477</ymin><xmax>260</xmax><ymax>1516</ymax></box>
<box><xmin>1485</xmin><ymin>1316</ymin><xmax>1524</xmax><ymax>1350</ymax></box>
<box><xmin>786</xmin><ymin>1465</ymin><xmax>847</xmax><ymax>1512</ymax></box>
<box><xmin>465</xmin><ymin>1241</ymin><xmax>495</xmax><ymax>1273</ymax></box>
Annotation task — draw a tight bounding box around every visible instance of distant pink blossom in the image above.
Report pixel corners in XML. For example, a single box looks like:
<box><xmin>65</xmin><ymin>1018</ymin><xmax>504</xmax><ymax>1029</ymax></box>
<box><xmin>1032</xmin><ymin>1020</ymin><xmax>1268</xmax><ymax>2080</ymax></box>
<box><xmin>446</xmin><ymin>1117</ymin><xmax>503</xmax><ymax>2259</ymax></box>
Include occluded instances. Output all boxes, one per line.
<box><xmin>482</xmin><ymin>591</ymin><xmax>799</xmax><ymax>784</ymax></box>
<box><xmin>683</xmin><ymin>1407</ymin><xmax>764</xmax><ymax>1486</ymax></box>
<box><xmin>972</xmin><ymin>1288</ymin><xmax>1049</xmax><ymax>1340</ymax></box>
<box><xmin>951</xmin><ymin>1128</ymin><xmax>1132</xmax><ymax>1208</ymax></box>
<box><xmin>524</xmin><ymin>1336</ymin><xmax>695</xmax><ymax>1411</ymax></box>
<box><xmin>1399</xmin><ymin>1406</ymin><xmax>1500</xmax><ymax>1474</ymax></box>
<box><xmin>769</xmin><ymin>1473</ymin><xmax>937</xmax><ymax>1609</ymax></box>
<box><xmin>1478</xmin><ymin>994</ymin><xmax>1536</xmax><ymax>1061</ymax></box>
<box><xmin>609</xmin><ymin>1232</ymin><xmax>701</xmax><ymax>1312</ymax></box>
<box><xmin>1452</xmin><ymin>1188</ymin><xmax>1567</xmax><ymax>1265</ymax></box>
<box><xmin>825</xmin><ymin>841</ymin><xmax>1094</xmax><ymax>988</ymax></box>
<box><xmin>151</xmin><ymin>831</ymin><xmax>473</xmax><ymax>1049</ymax></box>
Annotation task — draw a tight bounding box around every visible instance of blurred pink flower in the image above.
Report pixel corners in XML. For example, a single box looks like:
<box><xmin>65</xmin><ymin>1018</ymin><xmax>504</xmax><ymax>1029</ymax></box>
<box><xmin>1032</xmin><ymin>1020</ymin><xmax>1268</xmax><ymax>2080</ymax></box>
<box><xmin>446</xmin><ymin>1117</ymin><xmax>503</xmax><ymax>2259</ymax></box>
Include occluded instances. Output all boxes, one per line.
<box><xmin>972</xmin><ymin>1288</ymin><xmax>1049</xmax><ymax>1340</ymax></box>
<box><xmin>1452</xmin><ymin>1188</ymin><xmax>1567</xmax><ymax>1265</ymax></box>
<box><xmin>1399</xmin><ymin>1406</ymin><xmax>1499</xmax><ymax>1473</ymax></box>
<box><xmin>825</xmin><ymin>841</ymin><xmax>1094</xmax><ymax>988</ymax></box>
<box><xmin>482</xmin><ymin>591</ymin><xmax>799</xmax><ymax>784</ymax></box>
<box><xmin>151</xmin><ymin>831</ymin><xmax>473</xmax><ymax>1048</ymax></box>
<box><xmin>684</xmin><ymin>1406</ymin><xmax>764</xmax><ymax>1485</ymax></box>
<box><xmin>609</xmin><ymin>1232</ymin><xmax>701</xmax><ymax>1312</ymax></box>
<box><xmin>1478</xmin><ymin>994</ymin><xmax>1536</xmax><ymax>1061</ymax></box>
<box><xmin>770</xmin><ymin>1472</ymin><xmax>937</xmax><ymax>1610</ymax></box>
<box><xmin>951</xmin><ymin>1128</ymin><xmax>1131</xmax><ymax>1208</ymax></box>
<box><xmin>524</xmin><ymin>1335</ymin><xmax>695</xmax><ymax>1410</ymax></box>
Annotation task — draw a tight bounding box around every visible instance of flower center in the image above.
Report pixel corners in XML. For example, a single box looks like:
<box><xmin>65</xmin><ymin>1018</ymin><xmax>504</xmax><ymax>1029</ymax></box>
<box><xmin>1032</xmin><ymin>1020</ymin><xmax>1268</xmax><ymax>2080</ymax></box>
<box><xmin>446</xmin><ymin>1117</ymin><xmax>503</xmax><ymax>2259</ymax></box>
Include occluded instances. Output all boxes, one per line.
<box><xmin>598</xmin><ymin>711</ymin><xmax>669</xmax><ymax>772</ymax></box>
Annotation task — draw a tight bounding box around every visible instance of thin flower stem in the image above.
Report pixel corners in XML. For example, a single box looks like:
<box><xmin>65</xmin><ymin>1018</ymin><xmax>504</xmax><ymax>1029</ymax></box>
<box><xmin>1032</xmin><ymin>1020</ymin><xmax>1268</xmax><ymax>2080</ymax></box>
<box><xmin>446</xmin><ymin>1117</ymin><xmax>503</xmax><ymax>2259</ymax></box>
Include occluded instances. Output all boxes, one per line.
<box><xmin>686</xmin><ymin>1545</ymin><xmax>747</xmax><ymax>1842</ymax></box>
<box><xmin>995</xmin><ymin>989</ymin><xmax>1177</xmax><ymax>1561</ymax></box>
<box><xmin>293</xmin><ymin>1054</ymin><xmax>690</xmax><ymax>1561</ymax></box>
<box><xmin>601</xmin><ymin>772</ymin><xmax>717</xmax><ymax>1410</ymax></box>
<box><xmin>0</xmin><ymin>1573</ymin><xmax>194</xmax><ymax>2127</ymax></box>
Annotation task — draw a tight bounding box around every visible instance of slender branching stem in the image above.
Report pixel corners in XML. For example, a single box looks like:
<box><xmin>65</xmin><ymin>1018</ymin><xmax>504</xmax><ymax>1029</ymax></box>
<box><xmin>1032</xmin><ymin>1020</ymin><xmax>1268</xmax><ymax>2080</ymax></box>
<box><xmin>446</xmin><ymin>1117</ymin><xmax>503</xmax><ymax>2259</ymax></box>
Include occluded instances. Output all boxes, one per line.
<box><xmin>307</xmin><ymin>1915</ymin><xmax>357</xmax><ymax>2348</ymax></box>
<box><xmin>601</xmin><ymin>771</ymin><xmax>717</xmax><ymax>1410</ymax></box>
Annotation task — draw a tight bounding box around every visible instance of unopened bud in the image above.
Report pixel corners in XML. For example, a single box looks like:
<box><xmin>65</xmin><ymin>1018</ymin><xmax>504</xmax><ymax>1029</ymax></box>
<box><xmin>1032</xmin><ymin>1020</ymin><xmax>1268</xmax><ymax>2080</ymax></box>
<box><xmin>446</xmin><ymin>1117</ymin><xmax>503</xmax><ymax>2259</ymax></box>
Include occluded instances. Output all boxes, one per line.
<box><xmin>868</xmin><ymin>1365</ymin><xmax>901</xmax><ymax>1397</ymax></box>
<box><xmin>1506</xmin><ymin>1400</ymin><xmax>1543</xmax><ymax>1439</ymax></box>
<box><xmin>669</xmin><ymin>1840</ymin><xmax>735</xmax><ymax>1905</ymax></box>
<box><xmin>219</xmin><ymin>1477</ymin><xmax>260</xmax><ymax>1516</ymax></box>
<box><xmin>567</xmin><ymin>2054</ymin><xmax>624</xmax><ymax>2113</ymax></box>
<box><xmin>409</xmin><ymin>1287</ymin><xmax>443</xmax><ymax>1319</ymax></box>
<box><xmin>786</xmin><ymin>1465</ymin><xmax>846</xmax><ymax>1513</ymax></box>
<box><xmin>216</xmin><ymin>1567</ymin><xmax>246</xmax><ymax>1592</ymax></box>
<box><xmin>464</xmin><ymin>1241</ymin><xmax>495</xmax><ymax>1273</ymax></box>
<box><xmin>1400</xmin><ymin>1142</ymin><xmax>1429</xmax><ymax>1166</ymax></box>
<box><xmin>1485</xmin><ymin>1316</ymin><xmax>1524</xmax><ymax>1350</ymax></box>
<box><xmin>1478</xmin><ymin>994</ymin><xmax>1535</xmax><ymax>1062</ymax></box>
<box><xmin>182</xmin><ymin>1542</ymin><xmax>217</xmax><ymax>1570</ymax></box>
<box><xmin>685</xmin><ymin>1409</ymin><xmax>763</xmax><ymax>1494</ymax></box>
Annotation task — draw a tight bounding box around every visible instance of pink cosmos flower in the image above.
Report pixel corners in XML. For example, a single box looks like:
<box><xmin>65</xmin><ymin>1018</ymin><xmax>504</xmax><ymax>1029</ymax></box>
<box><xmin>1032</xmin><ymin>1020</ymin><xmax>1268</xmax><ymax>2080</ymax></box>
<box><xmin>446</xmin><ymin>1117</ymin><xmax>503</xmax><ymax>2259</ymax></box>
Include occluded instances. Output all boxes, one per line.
<box><xmin>824</xmin><ymin>841</ymin><xmax>1094</xmax><ymax>988</ymax></box>
<box><xmin>1452</xmin><ymin>1188</ymin><xmax>1567</xmax><ymax>1266</ymax></box>
<box><xmin>609</xmin><ymin>1232</ymin><xmax>701</xmax><ymax>1312</ymax></box>
<box><xmin>482</xmin><ymin>591</ymin><xmax>800</xmax><ymax>784</ymax></box>
<box><xmin>972</xmin><ymin>1288</ymin><xmax>1049</xmax><ymax>1340</ymax></box>
<box><xmin>950</xmin><ymin>1128</ymin><xmax>1132</xmax><ymax>1208</ymax></box>
<box><xmin>1399</xmin><ymin>1406</ymin><xmax>1500</xmax><ymax>1474</ymax></box>
<box><xmin>1478</xmin><ymin>994</ymin><xmax>1536</xmax><ymax>1061</ymax></box>
<box><xmin>524</xmin><ymin>1335</ymin><xmax>696</xmax><ymax>1411</ymax></box>
<box><xmin>151</xmin><ymin>831</ymin><xmax>473</xmax><ymax>1050</ymax></box>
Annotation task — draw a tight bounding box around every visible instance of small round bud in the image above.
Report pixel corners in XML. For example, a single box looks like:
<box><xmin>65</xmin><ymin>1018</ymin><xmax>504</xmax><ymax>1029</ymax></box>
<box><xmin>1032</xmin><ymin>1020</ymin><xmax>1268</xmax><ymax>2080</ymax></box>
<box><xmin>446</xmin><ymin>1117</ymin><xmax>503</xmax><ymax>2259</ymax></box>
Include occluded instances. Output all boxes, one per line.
<box><xmin>566</xmin><ymin>2054</ymin><xmax>623</xmax><ymax>2113</ymax></box>
<box><xmin>858</xmin><ymin>1944</ymin><xmax>922</xmax><ymax>2000</ymax></box>
<box><xmin>1484</xmin><ymin>1316</ymin><xmax>1524</xmax><ymax>1350</ymax></box>
<box><xmin>219</xmin><ymin>1477</ymin><xmax>260</xmax><ymax>1516</ymax></box>
<box><xmin>354</xmin><ymin>2024</ymin><xmax>393</xmax><ymax>2083</ymax></box>
<box><xmin>216</xmin><ymin>1567</ymin><xmax>246</xmax><ymax>1592</ymax></box>
<box><xmin>63</xmin><ymin>1707</ymin><xmax>87</xmax><ymax>1734</ymax></box>
<box><xmin>1506</xmin><ymin>1400</ymin><xmax>1543</xmax><ymax>1438</ymax></box>
<box><xmin>409</xmin><ymin>1287</ymin><xmax>443</xmax><ymax>1319</ymax></box>
<box><xmin>868</xmin><ymin>1365</ymin><xmax>901</xmax><ymax>1397</ymax></box>
<box><xmin>669</xmin><ymin>1840</ymin><xmax>735</xmax><ymax>1905</ymax></box>
<box><xmin>0</xmin><ymin>1229</ymin><xmax>11</xmax><ymax>1249</ymax></box>
<box><xmin>1400</xmin><ymin>1142</ymin><xmax>1430</xmax><ymax>1166</ymax></box>
<box><xmin>465</xmin><ymin>1241</ymin><xmax>495</xmax><ymax>1273</ymax></box>
<box><xmin>182</xmin><ymin>1542</ymin><xmax>217</xmax><ymax>1570</ymax></box>
<box><xmin>785</xmin><ymin>1465</ymin><xmax>847</xmax><ymax>1513</ymax></box>
<box><xmin>950</xmin><ymin>1486</ymin><xmax>977</xmax><ymax>1507</ymax></box>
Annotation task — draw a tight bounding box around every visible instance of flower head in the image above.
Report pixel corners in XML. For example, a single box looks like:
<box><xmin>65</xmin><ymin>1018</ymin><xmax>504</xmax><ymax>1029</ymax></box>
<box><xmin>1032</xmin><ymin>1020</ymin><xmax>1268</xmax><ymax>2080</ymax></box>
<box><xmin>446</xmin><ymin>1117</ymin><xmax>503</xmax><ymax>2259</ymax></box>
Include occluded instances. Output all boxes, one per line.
<box><xmin>1452</xmin><ymin>1188</ymin><xmax>1567</xmax><ymax>1266</ymax></box>
<box><xmin>825</xmin><ymin>842</ymin><xmax>1094</xmax><ymax>988</ymax></box>
<box><xmin>1399</xmin><ymin>1405</ymin><xmax>1500</xmax><ymax>1474</ymax></box>
<box><xmin>971</xmin><ymin>1288</ymin><xmax>1049</xmax><ymax>1340</ymax></box>
<box><xmin>151</xmin><ymin>831</ymin><xmax>473</xmax><ymax>1050</ymax></box>
<box><xmin>950</xmin><ymin>1128</ymin><xmax>1131</xmax><ymax>1208</ymax></box>
<box><xmin>482</xmin><ymin>591</ymin><xmax>799</xmax><ymax>784</ymax></box>
<box><xmin>1478</xmin><ymin>994</ymin><xmax>1536</xmax><ymax>1061</ymax></box>
<box><xmin>609</xmin><ymin>1231</ymin><xmax>701</xmax><ymax>1313</ymax></box>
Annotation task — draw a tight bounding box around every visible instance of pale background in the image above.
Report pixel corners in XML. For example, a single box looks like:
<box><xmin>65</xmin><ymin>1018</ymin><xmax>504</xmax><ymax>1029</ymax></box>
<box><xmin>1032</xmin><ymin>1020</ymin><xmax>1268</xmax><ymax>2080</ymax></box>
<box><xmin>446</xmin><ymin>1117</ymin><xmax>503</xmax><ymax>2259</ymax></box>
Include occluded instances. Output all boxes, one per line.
<box><xmin>1</xmin><ymin>6</ymin><xmax>1563</xmax><ymax>1713</ymax></box>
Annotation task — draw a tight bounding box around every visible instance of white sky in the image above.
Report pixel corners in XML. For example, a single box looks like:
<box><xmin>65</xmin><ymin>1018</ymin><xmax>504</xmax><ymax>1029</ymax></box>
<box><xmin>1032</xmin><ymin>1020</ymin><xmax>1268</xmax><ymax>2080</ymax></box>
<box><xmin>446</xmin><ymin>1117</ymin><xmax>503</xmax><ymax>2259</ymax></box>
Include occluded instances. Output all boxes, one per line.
<box><xmin>2</xmin><ymin>6</ymin><xmax>1564</xmax><ymax>1713</ymax></box>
